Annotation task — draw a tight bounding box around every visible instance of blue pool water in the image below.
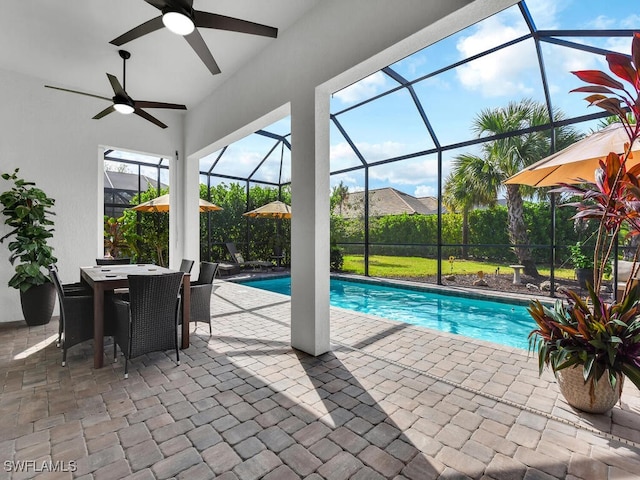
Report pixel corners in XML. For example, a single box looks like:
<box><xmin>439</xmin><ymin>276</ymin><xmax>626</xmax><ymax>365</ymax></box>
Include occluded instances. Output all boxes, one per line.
<box><xmin>242</xmin><ymin>277</ymin><xmax>534</xmax><ymax>350</ymax></box>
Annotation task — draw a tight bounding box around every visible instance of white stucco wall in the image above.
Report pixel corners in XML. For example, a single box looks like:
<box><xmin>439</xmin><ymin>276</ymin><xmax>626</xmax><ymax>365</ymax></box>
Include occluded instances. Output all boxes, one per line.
<box><xmin>0</xmin><ymin>68</ymin><xmax>184</xmax><ymax>322</ymax></box>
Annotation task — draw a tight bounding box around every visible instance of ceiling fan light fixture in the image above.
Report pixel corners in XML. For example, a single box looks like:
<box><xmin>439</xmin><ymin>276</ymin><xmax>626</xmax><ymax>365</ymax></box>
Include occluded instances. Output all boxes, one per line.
<box><xmin>114</xmin><ymin>102</ymin><xmax>134</xmax><ymax>115</ymax></box>
<box><xmin>162</xmin><ymin>11</ymin><xmax>195</xmax><ymax>36</ymax></box>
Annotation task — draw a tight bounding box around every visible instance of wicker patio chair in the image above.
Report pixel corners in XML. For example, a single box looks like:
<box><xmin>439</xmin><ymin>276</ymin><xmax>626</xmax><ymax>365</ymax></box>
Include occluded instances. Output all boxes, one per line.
<box><xmin>179</xmin><ymin>258</ymin><xmax>195</xmax><ymax>274</ymax></box>
<box><xmin>49</xmin><ymin>264</ymin><xmax>94</xmax><ymax>348</ymax></box>
<box><xmin>50</xmin><ymin>267</ymin><xmax>94</xmax><ymax>366</ymax></box>
<box><xmin>111</xmin><ymin>272</ymin><xmax>183</xmax><ymax>378</ymax></box>
<box><xmin>189</xmin><ymin>262</ymin><xmax>218</xmax><ymax>334</ymax></box>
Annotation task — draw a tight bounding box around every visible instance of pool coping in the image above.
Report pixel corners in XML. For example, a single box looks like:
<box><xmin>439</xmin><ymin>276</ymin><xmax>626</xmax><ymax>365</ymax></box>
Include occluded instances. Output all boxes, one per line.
<box><xmin>232</xmin><ymin>271</ymin><xmax>556</xmax><ymax>307</ymax></box>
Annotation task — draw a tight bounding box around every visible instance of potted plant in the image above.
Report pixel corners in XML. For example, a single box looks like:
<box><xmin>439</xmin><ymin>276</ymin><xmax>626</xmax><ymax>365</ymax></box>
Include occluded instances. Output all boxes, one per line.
<box><xmin>0</xmin><ymin>168</ymin><xmax>57</xmax><ymax>325</ymax></box>
<box><xmin>528</xmin><ymin>33</ymin><xmax>640</xmax><ymax>413</ymax></box>
<box><xmin>528</xmin><ymin>285</ymin><xmax>640</xmax><ymax>412</ymax></box>
<box><xmin>569</xmin><ymin>242</ymin><xmax>594</xmax><ymax>289</ymax></box>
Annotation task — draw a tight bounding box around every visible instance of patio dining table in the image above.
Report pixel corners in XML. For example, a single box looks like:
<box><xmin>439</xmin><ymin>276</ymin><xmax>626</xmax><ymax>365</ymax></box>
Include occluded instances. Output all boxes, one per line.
<box><xmin>80</xmin><ymin>264</ymin><xmax>190</xmax><ymax>369</ymax></box>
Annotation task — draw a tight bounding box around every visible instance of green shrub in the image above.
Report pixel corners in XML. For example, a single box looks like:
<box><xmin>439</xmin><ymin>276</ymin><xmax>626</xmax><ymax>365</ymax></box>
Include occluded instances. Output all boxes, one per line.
<box><xmin>330</xmin><ymin>243</ymin><xmax>344</xmax><ymax>271</ymax></box>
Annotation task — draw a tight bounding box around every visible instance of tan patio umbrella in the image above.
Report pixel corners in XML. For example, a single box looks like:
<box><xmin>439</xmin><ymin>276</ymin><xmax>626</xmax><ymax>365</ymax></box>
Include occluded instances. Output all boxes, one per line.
<box><xmin>242</xmin><ymin>200</ymin><xmax>291</xmax><ymax>219</ymax></box>
<box><xmin>132</xmin><ymin>193</ymin><xmax>223</xmax><ymax>213</ymax></box>
<box><xmin>243</xmin><ymin>200</ymin><xmax>291</xmax><ymax>268</ymax></box>
<box><xmin>505</xmin><ymin>123</ymin><xmax>640</xmax><ymax>187</ymax></box>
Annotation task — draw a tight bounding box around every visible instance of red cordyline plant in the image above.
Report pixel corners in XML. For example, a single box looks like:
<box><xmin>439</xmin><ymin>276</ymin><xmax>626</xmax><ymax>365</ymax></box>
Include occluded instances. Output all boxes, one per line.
<box><xmin>528</xmin><ymin>33</ymin><xmax>640</xmax><ymax>396</ymax></box>
<box><xmin>562</xmin><ymin>32</ymin><xmax>640</xmax><ymax>294</ymax></box>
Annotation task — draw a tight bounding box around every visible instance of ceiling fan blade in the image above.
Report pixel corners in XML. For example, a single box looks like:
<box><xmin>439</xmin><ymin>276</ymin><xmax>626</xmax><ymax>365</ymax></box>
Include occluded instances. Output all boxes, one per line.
<box><xmin>185</xmin><ymin>29</ymin><xmax>221</xmax><ymax>75</ymax></box>
<box><xmin>134</xmin><ymin>108</ymin><xmax>168</xmax><ymax>129</ymax></box>
<box><xmin>169</xmin><ymin>0</ymin><xmax>194</xmax><ymax>10</ymax></box>
<box><xmin>110</xmin><ymin>16</ymin><xmax>164</xmax><ymax>46</ymax></box>
<box><xmin>135</xmin><ymin>101</ymin><xmax>187</xmax><ymax>110</ymax></box>
<box><xmin>193</xmin><ymin>11</ymin><xmax>278</xmax><ymax>38</ymax></box>
<box><xmin>143</xmin><ymin>0</ymin><xmax>170</xmax><ymax>10</ymax></box>
<box><xmin>44</xmin><ymin>85</ymin><xmax>111</xmax><ymax>102</ymax></box>
<box><xmin>106</xmin><ymin>74</ymin><xmax>127</xmax><ymax>98</ymax></box>
<box><xmin>93</xmin><ymin>105</ymin><xmax>116</xmax><ymax>120</ymax></box>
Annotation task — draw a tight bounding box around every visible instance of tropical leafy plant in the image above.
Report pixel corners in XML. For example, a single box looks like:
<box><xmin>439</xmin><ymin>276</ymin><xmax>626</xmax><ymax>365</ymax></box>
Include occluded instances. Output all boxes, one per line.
<box><xmin>528</xmin><ymin>284</ymin><xmax>640</xmax><ymax>396</ymax></box>
<box><xmin>568</xmin><ymin>242</ymin><xmax>594</xmax><ymax>269</ymax></box>
<box><xmin>0</xmin><ymin>168</ymin><xmax>57</xmax><ymax>292</ymax></box>
<box><xmin>120</xmin><ymin>187</ymin><xmax>169</xmax><ymax>265</ymax></box>
<box><xmin>556</xmin><ymin>33</ymin><xmax>640</xmax><ymax>295</ymax></box>
<box><xmin>529</xmin><ymin>32</ymin><xmax>640</xmax><ymax>399</ymax></box>
<box><xmin>104</xmin><ymin>216</ymin><xmax>130</xmax><ymax>258</ymax></box>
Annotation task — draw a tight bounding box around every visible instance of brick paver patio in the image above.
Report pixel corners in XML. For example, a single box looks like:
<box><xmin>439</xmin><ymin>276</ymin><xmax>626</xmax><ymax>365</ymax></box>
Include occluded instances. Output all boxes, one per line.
<box><xmin>1</xmin><ymin>279</ymin><xmax>639</xmax><ymax>479</ymax></box>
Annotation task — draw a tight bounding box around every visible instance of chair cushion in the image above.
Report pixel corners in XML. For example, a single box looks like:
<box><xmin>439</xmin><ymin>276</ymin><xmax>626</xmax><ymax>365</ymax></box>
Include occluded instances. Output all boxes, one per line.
<box><xmin>234</xmin><ymin>253</ymin><xmax>244</xmax><ymax>263</ymax></box>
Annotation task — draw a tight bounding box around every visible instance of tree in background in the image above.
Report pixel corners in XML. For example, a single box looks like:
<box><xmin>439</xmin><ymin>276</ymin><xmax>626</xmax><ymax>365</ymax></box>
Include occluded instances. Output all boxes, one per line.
<box><xmin>446</xmin><ymin>99</ymin><xmax>581</xmax><ymax>277</ymax></box>
<box><xmin>331</xmin><ymin>181</ymin><xmax>350</xmax><ymax>216</ymax></box>
<box><xmin>201</xmin><ymin>182</ymin><xmax>291</xmax><ymax>263</ymax></box>
<box><xmin>442</xmin><ymin>167</ymin><xmax>495</xmax><ymax>259</ymax></box>
<box><xmin>120</xmin><ymin>187</ymin><xmax>169</xmax><ymax>266</ymax></box>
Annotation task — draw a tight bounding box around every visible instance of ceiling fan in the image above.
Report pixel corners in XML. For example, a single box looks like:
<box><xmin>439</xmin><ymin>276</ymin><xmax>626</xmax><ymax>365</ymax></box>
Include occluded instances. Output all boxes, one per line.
<box><xmin>44</xmin><ymin>50</ymin><xmax>186</xmax><ymax>129</ymax></box>
<box><xmin>110</xmin><ymin>0</ymin><xmax>278</xmax><ymax>75</ymax></box>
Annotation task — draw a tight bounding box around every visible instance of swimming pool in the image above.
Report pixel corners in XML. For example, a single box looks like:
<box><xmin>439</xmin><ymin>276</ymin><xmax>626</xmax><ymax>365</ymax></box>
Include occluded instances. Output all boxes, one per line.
<box><xmin>241</xmin><ymin>276</ymin><xmax>535</xmax><ymax>350</ymax></box>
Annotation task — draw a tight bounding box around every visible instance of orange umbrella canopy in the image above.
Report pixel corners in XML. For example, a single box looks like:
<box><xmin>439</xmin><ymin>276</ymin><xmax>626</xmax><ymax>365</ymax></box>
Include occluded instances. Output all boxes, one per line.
<box><xmin>243</xmin><ymin>200</ymin><xmax>291</xmax><ymax>219</ymax></box>
<box><xmin>505</xmin><ymin>123</ymin><xmax>640</xmax><ymax>187</ymax></box>
<box><xmin>132</xmin><ymin>193</ymin><xmax>223</xmax><ymax>213</ymax></box>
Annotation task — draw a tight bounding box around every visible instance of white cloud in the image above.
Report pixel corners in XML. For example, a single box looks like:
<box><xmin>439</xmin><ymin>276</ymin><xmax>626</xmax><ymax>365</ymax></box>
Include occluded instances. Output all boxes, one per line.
<box><xmin>330</xmin><ymin>174</ymin><xmax>359</xmax><ymax>190</ymax></box>
<box><xmin>356</xmin><ymin>141</ymin><xmax>407</xmax><ymax>162</ymax></box>
<box><xmin>525</xmin><ymin>0</ymin><xmax>562</xmax><ymax>29</ymax></box>
<box><xmin>622</xmin><ymin>14</ymin><xmax>640</xmax><ymax>29</ymax></box>
<box><xmin>369</xmin><ymin>157</ymin><xmax>438</xmax><ymax>186</ymax></box>
<box><xmin>330</xmin><ymin>142</ymin><xmax>362</xmax><ymax>171</ymax></box>
<box><xmin>587</xmin><ymin>15</ymin><xmax>617</xmax><ymax>30</ymax></box>
<box><xmin>422</xmin><ymin>75</ymin><xmax>451</xmax><ymax>91</ymax></box>
<box><xmin>213</xmin><ymin>150</ymin><xmax>267</xmax><ymax>178</ymax></box>
<box><xmin>333</xmin><ymin>72</ymin><xmax>387</xmax><ymax>104</ymax></box>
<box><xmin>394</xmin><ymin>53</ymin><xmax>428</xmax><ymax>77</ymax></box>
<box><xmin>605</xmin><ymin>37</ymin><xmax>633</xmax><ymax>55</ymax></box>
<box><xmin>414</xmin><ymin>185</ymin><xmax>436</xmax><ymax>197</ymax></box>
<box><xmin>331</xmin><ymin>142</ymin><xmax>357</xmax><ymax>159</ymax></box>
<box><xmin>455</xmin><ymin>16</ymin><xmax>538</xmax><ymax>97</ymax></box>
<box><xmin>330</xmin><ymin>140</ymin><xmax>411</xmax><ymax>169</ymax></box>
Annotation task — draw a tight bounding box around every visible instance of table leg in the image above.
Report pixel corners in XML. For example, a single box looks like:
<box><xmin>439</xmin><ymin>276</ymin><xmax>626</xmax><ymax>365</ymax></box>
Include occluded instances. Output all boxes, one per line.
<box><xmin>93</xmin><ymin>284</ymin><xmax>105</xmax><ymax>369</ymax></box>
<box><xmin>181</xmin><ymin>274</ymin><xmax>190</xmax><ymax>349</ymax></box>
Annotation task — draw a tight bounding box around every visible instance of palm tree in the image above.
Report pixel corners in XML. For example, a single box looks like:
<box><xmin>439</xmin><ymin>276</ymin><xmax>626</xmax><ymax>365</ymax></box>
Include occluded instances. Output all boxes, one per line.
<box><xmin>442</xmin><ymin>167</ymin><xmax>495</xmax><ymax>258</ymax></box>
<box><xmin>448</xmin><ymin>99</ymin><xmax>581</xmax><ymax>277</ymax></box>
<box><xmin>331</xmin><ymin>181</ymin><xmax>350</xmax><ymax>216</ymax></box>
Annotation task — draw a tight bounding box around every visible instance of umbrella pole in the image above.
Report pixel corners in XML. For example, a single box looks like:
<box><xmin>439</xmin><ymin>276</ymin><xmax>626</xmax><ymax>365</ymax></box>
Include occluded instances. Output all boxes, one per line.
<box><xmin>550</xmin><ymin>192</ymin><xmax>556</xmax><ymax>297</ymax></box>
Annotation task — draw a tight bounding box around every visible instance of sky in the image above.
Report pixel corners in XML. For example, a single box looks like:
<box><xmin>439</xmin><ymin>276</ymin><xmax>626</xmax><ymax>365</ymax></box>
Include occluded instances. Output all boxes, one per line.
<box><xmin>113</xmin><ymin>0</ymin><xmax>640</xmax><ymax>201</ymax></box>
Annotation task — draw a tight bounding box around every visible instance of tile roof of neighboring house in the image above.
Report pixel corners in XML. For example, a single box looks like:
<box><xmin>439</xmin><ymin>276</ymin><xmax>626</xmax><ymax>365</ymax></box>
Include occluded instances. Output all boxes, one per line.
<box><xmin>334</xmin><ymin>187</ymin><xmax>439</xmax><ymax>218</ymax></box>
<box><xmin>104</xmin><ymin>171</ymin><xmax>167</xmax><ymax>192</ymax></box>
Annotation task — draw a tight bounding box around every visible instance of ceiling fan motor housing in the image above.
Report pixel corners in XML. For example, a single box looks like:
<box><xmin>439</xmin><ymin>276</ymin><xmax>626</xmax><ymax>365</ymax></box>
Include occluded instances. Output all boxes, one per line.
<box><xmin>113</xmin><ymin>94</ymin><xmax>135</xmax><ymax>114</ymax></box>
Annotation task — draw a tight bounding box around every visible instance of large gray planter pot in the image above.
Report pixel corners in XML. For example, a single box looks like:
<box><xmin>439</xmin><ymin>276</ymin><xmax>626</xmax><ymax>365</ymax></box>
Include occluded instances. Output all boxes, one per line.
<box><xmin>20</xmin><ymin>282</ymin><xmax>55</xmax><ymax>326</ymax></box>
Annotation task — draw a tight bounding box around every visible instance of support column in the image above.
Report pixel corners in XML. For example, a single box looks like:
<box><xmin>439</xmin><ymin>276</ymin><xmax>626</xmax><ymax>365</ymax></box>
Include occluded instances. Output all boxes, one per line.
<box><xmin>97</xmin><ymin>147</ymin><xmax>106</xmax><ymax>258</ymax></box>
<box><xmin>290</xmin><ymin>89</ymin><xmax>331</xmax><ymax>356</ymax></box>
<box><xmin>177</xmin><ymin>149</ymin><xmax>201</xmax><ymax>275</ymax></box>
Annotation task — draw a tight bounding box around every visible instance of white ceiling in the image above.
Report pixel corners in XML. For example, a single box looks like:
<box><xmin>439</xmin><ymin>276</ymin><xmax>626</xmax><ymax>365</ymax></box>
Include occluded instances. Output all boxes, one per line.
<box><xmin>0</xmin><ymin>0</ymin><xmax>319</xmax><ymax>109</ymax></box>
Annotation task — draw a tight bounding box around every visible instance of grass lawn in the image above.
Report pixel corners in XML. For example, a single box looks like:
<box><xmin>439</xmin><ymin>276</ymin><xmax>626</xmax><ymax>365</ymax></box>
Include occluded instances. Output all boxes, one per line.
<box><xmin>342</xmin><ymin>254</ymin><xmax>575</xmax><ymax>280</ymax></box>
